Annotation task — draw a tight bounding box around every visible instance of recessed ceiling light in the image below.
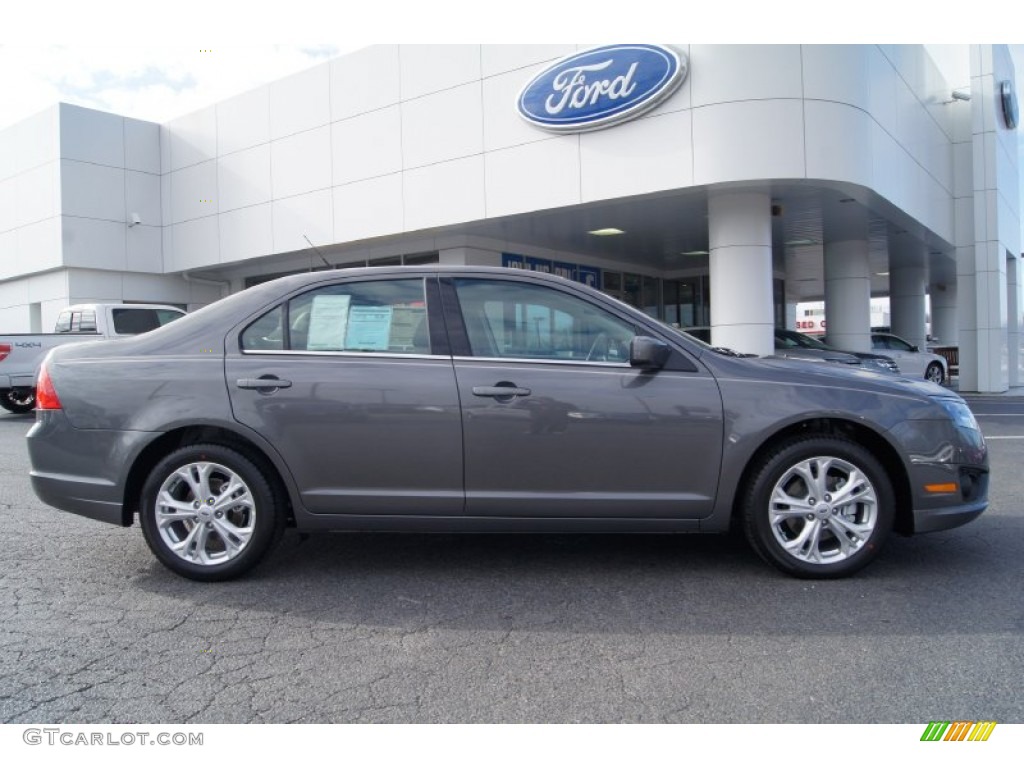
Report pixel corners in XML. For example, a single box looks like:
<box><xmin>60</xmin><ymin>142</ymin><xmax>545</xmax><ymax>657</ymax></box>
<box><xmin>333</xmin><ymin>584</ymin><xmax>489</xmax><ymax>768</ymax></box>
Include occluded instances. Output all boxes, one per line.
<box><xmin>876</xmin><ymin>271</ymin><xmax>890</xmax><ymax>276</ymax></box>
<box><xmin>680</xmin><ymin>250</ymin><xmax>709</xmax><ymax>256</ymax></box>
<box><xmin>588</xmin><ymin>228</ymin><xmax>625</xmax><ymax>236</ymax></box>
<box><xmin>786</xmin><ymin>238</ymin><xmax>817</xmax><ymax>247</ymax></box>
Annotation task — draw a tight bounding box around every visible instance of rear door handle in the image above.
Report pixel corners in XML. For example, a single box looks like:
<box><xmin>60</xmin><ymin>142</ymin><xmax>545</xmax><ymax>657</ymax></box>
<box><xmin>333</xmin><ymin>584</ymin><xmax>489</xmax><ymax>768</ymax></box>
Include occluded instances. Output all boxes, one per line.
<box><xmin>237</xmin><ymin>376</ymin><xmax>292</xmax><ymax>391</ymax></box>
<box><xmin>472</xmin><ymin>385</ymin><xmax>531</xmax><ymax>398</ymax></box>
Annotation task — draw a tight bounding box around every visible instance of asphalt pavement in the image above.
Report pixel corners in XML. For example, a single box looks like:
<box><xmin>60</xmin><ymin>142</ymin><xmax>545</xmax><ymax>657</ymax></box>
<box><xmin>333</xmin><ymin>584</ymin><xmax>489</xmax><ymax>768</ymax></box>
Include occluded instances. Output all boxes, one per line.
<box><xmin>0</xmin><ymin>406</ymin><xmax>1021</xmax><ymax>723</ymax></box>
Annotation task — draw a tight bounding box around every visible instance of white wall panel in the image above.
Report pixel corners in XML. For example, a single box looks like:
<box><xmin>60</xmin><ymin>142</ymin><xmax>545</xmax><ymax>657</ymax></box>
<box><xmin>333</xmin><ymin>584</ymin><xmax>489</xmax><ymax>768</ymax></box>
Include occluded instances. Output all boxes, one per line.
<box><xmin>330</xmin><ymin>45</ymin><xmax>401</xmax><ymax>121</ymax></box>
<box><xmin>61</xmin><ymin>217</ymin><xmax>125</xmax><ymax>270</ymax></box>
<box><xmin>60</xmin><ymin>160</ymin><xmax>125</xmax><ymax>222</ymax></box>
<box><xmin>0</xmin><ymin>107</ymin><xmax>58</xmax><ymax>180</ymax></box>
<box><xmin>167</xmin><ymin>217</ymin><xmax>219</xmax><ymax>272</ymax></box>
<box><xmin>220</xmin><ymin>203</ymin><xmax>272</xmax><ymax>264</ymax></box>
<box><xmin>482</xmin><ymin>68</ymin><xmax>551</xmax><ymax>153</ymax></box>
<box><xmin>59</xmin><ymin>104</ymin><xmax>123</xmax><ymax>168</ymax></box>
<box><xmin>332</xmin><ymin>106</ymin><xmax>402</xmax><ymax>185</ymax></box>
<box><xmin>67</xmin><ymin>269</ymin><xmax>123</xmax><ymax>301</ymax></box>
<box><xmin>167</xmin><ymin>106</ymin><xmax>218</xmax><ymax>171</ymax></box>
<box><xmin>400</xmin><ymin>45</ymin><xmax>481</xmax><ymax>100</ymax></box>
<box><xmin>125</xmin><ymin>224</ymin><xmax>162</xmax><ymax>274</ymax></box>
<box><xmin>801</xmin><ymin>45</ymin><xmax>870</xmax><ymax>112</ymax></box>
<box><xmin>271</xmin><ymin>126</ymin><xmax>332</xmax><ymax>200</ymax></box>
<box><xmin>580</xmin><ymin>110</ymin><xmax>693</xmax><ymax>203</ymax></box>
<box><xmin>401</xmin><ymin>83</ymin><xmax>484</xmax><ymax>168</ymax></box>
<box><xmin>124</xmin><ymin>118</ymin><xmax>161</xmax><ymax>175</ymax></box>
<box><xmin>126</xmin><ymin>171</ymin><xmax>161</xmax><ymax>227</ymax></box>
<box><xmin>484</xmin><ymin>137</ymin><xmax>580</xmax><ymax>218</ymax></box>
<box><xmin>218</xmin><ymin>144</ymin><xmax>272</xmax><ymax>212</ymax></box>
<box><xmin>690</xmin><ymin>45</ymin><xmax>802</xmax><ymax>107</ymax></box>
<box><xmin>217</xmin><ymin>86</ymin><xmax>270</xmax><ymax>156</ymax></box>
<box><xmin>16</xmin><ymin>163</ymin><xmax>61</xmax><ymax>227</ymax></box>
<box><xmin>481</xmin><ymin>45</ymin><xmax>575</xmax><ymax>78</ymax></box>
<box><xmin>28</xmin><ymin>270</ymin><xmax>68</xmax><ymax>303</ymax></box>
<box><xmin>271</xmin><ymin>64</ymin><xmax>330</xmax><ymax>140</ymax></box>
<box><xmin>333</xmin><ymin>174</ymin><xmax>403</xmax><ymax>242</ymax></box>
<box><xmin>0</xmin><ymin>231</ymin><xmax>15</xmax><ymax>279</ymax></box>
<box><xmin>404</xmin><ymin>156</ymin><xmax>485</xmax><ymax>232</ymax></box>
<box><xmin>170</xmin><ymin>160</ymin><xmax>218</xmax><ymax>224</ymax></box>
<box><xmin>804</xmin><ymin>101</ymin><xmax>873</xmax><ymax>189</ymax></box>
<box><xmin>692</xmin><ymin>100</ymin><xmax>805</xmax><ymax>184</ymax></box>
<box><xmin>0</xmin><ymin>179</ymin><xmax>14</xmax><ymax>233</ymax></box>
<box><xmin>272</xmin><ymin>189</ymin><xmax>332</xmax><ymax>253</ymax></box>
<box><xmin>867</xmin><ymin>47</ymin><xmax>899</xmax><ymax>141</ymax></box>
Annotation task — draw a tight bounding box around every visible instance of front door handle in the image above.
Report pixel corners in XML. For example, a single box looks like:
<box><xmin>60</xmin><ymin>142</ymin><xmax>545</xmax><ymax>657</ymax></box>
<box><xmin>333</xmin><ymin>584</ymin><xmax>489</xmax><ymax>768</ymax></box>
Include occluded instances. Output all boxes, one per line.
<box><xmin>472</xmin><ymin>384</ymin><xmax>531</xmax><ymax>398</ymax></box>
<box><xmin>237</xmin><ymin>376</ymin><xmax>293</xmax><ymax>392</ymax></box>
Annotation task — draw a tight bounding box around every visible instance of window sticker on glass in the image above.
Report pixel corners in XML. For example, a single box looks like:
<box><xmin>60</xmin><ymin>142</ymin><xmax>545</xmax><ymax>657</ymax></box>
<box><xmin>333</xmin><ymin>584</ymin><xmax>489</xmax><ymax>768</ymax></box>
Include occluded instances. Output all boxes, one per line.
<box><xmin>307</xmin><ymin>295</ymin><xmax>351</xmax><ymax>350</ymax></box>
<box><xmin>345</xmin><ymin>306</ymin><xmax>393</xmax><ymax>351</ymax></box>
<box><xmin>389</xmin><ymin>306</ymin><xmax>427</xmax><ymax>351</ymax></box>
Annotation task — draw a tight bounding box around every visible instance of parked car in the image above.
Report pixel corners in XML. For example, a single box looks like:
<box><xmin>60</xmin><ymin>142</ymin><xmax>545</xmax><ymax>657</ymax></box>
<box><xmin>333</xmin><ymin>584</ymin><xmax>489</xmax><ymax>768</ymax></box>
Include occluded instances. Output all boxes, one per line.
<box><xmin>774</xmin><ymin>328</ymin><xmax>900</xmax><ymax>375</ymax></box>
<box><xmin>0</xmin><ymin>303</ymin><xmax>186</xmax><ymax>413</ymax></box>
<box><xmin>28</xmin><ymin>267</ymin><xmax>988</xmax><ymax>582</ymax></box>
<box><xmin>686</xmin><ymin>326</ymin><xmax>900</xmax><ymax>375</ymax></box>
<box><xmin>871</xmin><ymin>332</ymin><xmax>948</xmax><ymax>384</ymax></box>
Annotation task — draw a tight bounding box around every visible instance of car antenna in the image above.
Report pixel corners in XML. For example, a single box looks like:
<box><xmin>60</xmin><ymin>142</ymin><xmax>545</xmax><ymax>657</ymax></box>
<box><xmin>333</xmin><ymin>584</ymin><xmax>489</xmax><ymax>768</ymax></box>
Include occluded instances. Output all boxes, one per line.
<box><xmin>303</xmin><ymin>234</ymin><xmax>333</xmax><ymax>270</ymax></box>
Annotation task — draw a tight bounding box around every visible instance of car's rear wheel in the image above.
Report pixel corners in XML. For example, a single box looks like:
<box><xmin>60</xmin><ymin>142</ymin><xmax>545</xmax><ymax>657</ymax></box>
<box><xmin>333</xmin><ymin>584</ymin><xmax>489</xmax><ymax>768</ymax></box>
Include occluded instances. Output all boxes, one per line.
<box><xmin>0</xmin><ymin>388</ymin><xmax>36</xmax><ymax>414</ymax></box>
<box><xmin>742</xmin><ymin>435</ymin><xmax>894</xmax><ymax>578</ymax></box>
<box><xmin>139</xmin><ymin>444</ymin><xmax>284</xmax><ymax>581</ymax></box>
<box><xmin>925</xmin><ymin>362</ymin><xmax>945</xmax><ymax>385</ymax></box>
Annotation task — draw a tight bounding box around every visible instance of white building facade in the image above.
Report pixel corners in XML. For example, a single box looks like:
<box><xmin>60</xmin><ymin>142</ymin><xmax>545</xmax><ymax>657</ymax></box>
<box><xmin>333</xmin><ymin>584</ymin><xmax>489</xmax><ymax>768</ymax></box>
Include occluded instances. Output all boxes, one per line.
<box><xmin>0</xmin><ymin>44</ymin><xmax>1020</xmax><ymax>391</ymax></box>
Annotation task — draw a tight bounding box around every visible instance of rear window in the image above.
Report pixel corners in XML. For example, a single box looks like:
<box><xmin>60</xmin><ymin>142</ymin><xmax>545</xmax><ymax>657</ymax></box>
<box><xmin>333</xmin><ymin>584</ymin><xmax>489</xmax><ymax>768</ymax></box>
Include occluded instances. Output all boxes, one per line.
<box><xmin>111</xmin><ymin>308</ymin><xmax>185</xmax><ymax>335</ymax></box>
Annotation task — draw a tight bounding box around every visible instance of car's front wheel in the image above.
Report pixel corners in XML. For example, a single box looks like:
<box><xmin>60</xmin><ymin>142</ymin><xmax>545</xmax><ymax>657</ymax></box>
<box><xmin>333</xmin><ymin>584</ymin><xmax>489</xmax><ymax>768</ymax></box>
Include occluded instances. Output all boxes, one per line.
<box><xmin>742</xmin><ymin>435</ymin><xmax>894</xmax><ymax>578</ymax></box>
<box><xmin>139</xmin><ymin>444</ymin><xmax>284</xmax><ymax>581</ymax></box>
<box><xmin>925</xmin><ymin>362</ymin><xmax>945</xmax><ymax>385</ymax></box>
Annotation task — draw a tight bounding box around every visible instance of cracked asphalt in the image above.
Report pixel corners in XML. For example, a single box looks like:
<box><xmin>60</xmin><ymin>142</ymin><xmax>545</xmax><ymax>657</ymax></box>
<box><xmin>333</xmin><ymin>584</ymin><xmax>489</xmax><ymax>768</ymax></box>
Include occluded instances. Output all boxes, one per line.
<box><xmin>1</xmin><ymin>405</ymin><xmax>1022</xmax><ymax>723</ymax></box>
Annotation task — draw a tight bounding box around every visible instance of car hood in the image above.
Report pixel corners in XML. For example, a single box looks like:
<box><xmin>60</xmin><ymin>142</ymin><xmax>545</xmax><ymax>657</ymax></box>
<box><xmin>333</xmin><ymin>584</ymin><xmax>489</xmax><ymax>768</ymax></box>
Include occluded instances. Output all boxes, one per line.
<box><xmin>728</xmin><ymin>354</ymin><xmax>951</xmax><ymax>400</ymax></box>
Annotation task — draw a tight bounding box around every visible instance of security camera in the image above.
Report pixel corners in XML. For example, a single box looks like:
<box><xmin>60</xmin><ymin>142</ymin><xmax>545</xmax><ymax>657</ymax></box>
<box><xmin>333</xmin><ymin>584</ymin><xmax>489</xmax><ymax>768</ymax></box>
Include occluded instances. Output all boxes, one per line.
<box><xmin>129</xmin><ymin>212</ymin><xmax>142</xmax><ymax>227</ymax></box>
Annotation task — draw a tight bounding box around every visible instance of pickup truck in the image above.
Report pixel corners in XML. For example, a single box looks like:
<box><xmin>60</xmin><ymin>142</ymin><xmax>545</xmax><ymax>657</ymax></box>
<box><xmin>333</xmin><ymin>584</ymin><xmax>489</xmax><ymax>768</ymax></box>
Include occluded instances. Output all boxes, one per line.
<box><xmin>0</xmin><ymin>303</ymin><xmax>186</xmax><ymax>413</ymax></box>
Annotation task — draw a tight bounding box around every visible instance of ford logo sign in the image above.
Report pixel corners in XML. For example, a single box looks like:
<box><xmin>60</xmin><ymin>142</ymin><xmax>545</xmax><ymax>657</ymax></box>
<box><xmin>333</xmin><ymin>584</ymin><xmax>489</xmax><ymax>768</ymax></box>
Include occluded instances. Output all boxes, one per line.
<box><xmin>517</xmin><ymin>44</ymin><xmax>687</xmax><ymax>133</ymax></box>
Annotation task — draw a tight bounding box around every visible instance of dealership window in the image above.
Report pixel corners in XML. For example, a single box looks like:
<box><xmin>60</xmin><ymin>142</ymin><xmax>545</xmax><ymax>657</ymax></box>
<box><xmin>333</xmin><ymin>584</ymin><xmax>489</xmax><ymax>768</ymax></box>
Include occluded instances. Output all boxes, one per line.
<box><xmin>241</xmin><ymin>279</ymin><xmax>430</xmax><ymax>354</ymax></box>
<box><xmin>453</xmin><ymin>279</ymin><xmax>635</xmax><ymax>363</ymax></box>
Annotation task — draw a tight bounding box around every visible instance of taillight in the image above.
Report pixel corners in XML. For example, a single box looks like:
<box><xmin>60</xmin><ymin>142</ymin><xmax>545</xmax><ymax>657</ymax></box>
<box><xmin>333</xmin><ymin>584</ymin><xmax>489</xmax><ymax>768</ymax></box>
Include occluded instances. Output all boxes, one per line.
<box><xmin>36</xmin><ymin>362</ymin><xmax>63</xmax><ymax>410</ymax></box>
<box><xmin>0</xmin><ymin>343</ymin><xmax>10</xmax><ymax>363</ymax></box>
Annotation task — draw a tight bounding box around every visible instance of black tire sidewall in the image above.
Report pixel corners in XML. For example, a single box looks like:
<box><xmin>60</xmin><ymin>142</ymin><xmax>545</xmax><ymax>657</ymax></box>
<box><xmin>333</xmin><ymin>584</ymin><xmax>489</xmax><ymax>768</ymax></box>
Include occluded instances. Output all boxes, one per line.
<box><xmin>1</xmin><ymin>390</ymin><xmax>36</xmax><ymax>414</ymax></box>
<box><xmin>743</xmin><ymin>436</ymin><xmax>895</xmax><ymax>578</ymax></box>
<box><xmin>139</xmin><ymin>444</ymin><xmax>281</xmax><ymax>581</ymax></box>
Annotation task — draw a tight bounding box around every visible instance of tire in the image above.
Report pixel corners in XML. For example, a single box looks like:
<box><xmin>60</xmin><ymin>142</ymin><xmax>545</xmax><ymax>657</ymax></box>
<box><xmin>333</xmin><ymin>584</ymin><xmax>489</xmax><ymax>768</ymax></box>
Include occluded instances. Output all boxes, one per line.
<box><xmin>139</xmin><ymin>444</ymin><xmax>285</xmax><ymax>581</ymax></box>
<box><xmin>742</xmin><ymin>435</ymin><xmax>894</xmax><ymax>578</ymax></box>
<box><xmin>925</xmin><ymin>362</ymin><xmax>945</xmax><ymax>385</ymax></box>
<box><xmin>0</xmin><ymin>389</ymin><xmax>36</xmax><ymax>414</ymax></box>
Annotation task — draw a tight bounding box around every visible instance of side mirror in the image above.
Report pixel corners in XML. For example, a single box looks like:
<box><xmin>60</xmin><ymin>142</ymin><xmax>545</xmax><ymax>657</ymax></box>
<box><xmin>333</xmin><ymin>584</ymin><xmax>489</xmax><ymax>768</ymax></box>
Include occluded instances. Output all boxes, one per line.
<box><xmin>910</xmin><ymin>345</ymin><xmax>919</xmax><ymax>353</ymax></box>
<box><xmin>629</xmin><ymin>336</ymin><xmax>671</xmax><ymax>370</ymax></box>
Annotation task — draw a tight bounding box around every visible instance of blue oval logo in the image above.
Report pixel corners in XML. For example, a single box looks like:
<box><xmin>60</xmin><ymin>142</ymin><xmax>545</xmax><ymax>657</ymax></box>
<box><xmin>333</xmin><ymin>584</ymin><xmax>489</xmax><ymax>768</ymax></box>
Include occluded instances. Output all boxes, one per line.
<box><xmin>517</xmin><ymin>44</ymin><xmax>687</xmax><ymax>133</ymax></box>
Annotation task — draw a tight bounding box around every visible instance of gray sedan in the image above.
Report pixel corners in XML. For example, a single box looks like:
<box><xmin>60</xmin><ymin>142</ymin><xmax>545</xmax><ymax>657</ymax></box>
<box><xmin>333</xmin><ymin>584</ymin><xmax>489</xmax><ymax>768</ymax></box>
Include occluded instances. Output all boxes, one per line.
<box><xmin>28</xmin><ymin>267</ymin><xmax>988</xmax><ymax>582</ymax></box>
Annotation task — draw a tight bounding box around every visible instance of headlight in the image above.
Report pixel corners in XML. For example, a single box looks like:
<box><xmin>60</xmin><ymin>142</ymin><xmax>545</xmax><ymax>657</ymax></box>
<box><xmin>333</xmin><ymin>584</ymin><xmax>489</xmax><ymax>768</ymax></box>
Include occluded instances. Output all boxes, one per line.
<box><xmin>935</xmin><ymin>397</ymin><xmax>980</xmax><ymax>431</ymax></box>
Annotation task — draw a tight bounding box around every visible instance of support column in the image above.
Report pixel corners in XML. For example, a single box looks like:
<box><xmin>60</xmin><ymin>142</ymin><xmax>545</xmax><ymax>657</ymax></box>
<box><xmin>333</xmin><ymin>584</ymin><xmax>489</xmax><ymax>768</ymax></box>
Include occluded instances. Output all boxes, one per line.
<box><xmin>1009</xmin><ymin>255</ymin><xmax>1021</xmax><ymax>387</ymax></box>
<box><xmin>708</xmin><ymin>191</ymin><xmax>774</xmax><ymax>357</ymax></box>
<box><xmin>889</xmin><ymin>235</ymin><xmax>928</xmax><ymax>351</ymax></box>
<box><xmin>823</xmin><ymin>240</ymin><xmax>871</xmax><ymax>353</ymax></box>
<box><xmin>929</xmin><ymin>282</ymin><xmax>958</xmax><ymax>347</ymax></box>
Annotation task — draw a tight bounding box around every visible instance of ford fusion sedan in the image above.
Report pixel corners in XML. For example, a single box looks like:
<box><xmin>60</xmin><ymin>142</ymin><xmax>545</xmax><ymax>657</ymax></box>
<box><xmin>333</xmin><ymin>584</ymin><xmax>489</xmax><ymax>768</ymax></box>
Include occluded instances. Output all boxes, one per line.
<box><xmin>28</xmin><ymin>267</ymin><xmax>988</xmax><ymax>582</ymax></box>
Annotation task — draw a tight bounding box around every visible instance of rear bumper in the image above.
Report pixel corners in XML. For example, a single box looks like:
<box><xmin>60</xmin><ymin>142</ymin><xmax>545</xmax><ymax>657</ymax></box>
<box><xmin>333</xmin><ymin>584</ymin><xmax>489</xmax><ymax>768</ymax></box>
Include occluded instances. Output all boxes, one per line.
<box><xmin>27</xmin><ymin>410</ymin><xmax>151</xmax><ymax>527</ymax></box>
<box><xmin>30</xmin><ymin>472</ymin><xmax>125</xmax><ymax>526</ymax></box>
